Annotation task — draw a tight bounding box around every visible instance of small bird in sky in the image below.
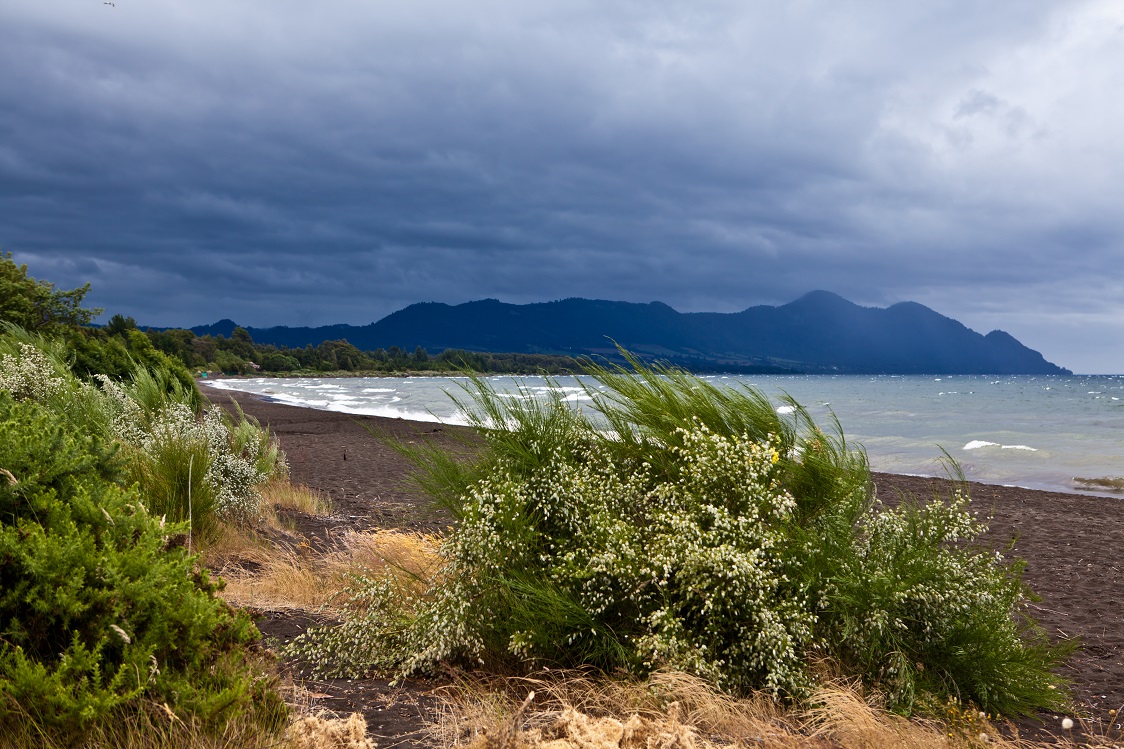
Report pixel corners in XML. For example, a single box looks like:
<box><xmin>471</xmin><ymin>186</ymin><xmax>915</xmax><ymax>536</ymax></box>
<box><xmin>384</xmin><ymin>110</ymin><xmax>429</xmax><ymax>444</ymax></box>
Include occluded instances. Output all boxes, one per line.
<box><xmin>104</xmin><ymin>1</ymin><xmax>115</xmax><ymax>5</ymax></box>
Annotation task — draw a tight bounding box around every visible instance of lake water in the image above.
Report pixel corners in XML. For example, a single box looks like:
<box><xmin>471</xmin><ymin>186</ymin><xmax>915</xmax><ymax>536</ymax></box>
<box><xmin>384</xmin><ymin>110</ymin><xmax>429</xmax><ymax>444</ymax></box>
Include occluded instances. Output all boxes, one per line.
<box><xmin>207</xmin><ymin>374</ymin><xmax>1124</xmax><ymax>498</ymax></box>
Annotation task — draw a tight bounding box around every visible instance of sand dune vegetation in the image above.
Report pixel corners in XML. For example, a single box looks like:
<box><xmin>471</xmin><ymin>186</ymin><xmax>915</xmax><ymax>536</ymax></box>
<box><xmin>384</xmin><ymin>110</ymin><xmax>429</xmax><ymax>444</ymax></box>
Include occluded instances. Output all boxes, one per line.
<box><xmin>1</xmin><ymin>258</ymin><xmax>1117</xmax><ymax>747</ymax></box>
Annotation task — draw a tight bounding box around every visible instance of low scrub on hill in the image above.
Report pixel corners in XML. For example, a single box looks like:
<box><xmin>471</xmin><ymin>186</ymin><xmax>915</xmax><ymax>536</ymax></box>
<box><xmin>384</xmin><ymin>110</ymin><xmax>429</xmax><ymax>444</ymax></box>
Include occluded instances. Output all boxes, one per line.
<box><xmin>288</xmin><ymin>357</ymin><xmax>1072</xmax><ymax>718</ymax></box>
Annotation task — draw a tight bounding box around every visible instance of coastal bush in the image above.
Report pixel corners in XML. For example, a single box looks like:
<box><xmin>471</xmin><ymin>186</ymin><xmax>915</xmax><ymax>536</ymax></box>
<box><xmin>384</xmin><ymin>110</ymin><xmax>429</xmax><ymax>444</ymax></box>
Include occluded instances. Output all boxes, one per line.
<box><xmin>0</xmin><ymin>252</ymin><xmax>195</xmax><ymax>391</ymax></box>
<box><xmin>96</xmin><ymin>368</ymin><xmax>283</xmax><ymax>529</ymax></box>
<box><xmin>65</xmin><ymin>325</ymin><xmax>200</xmax><ymax>397</ymax></box>
<box><xmin>288</xmin><ymin>358</ymin><xmax>1070</xmax><ymax>717</ymax></box>
<box><xmin>0</xmin><ymin>331</ymin><xmax>286</xmax><ymax>532</ymax></box>
<box><xmin>263</xmin><ymin>351</ymin><xmax>301</xmax><ymax>372</ymax></box>
<box><xmin>0</xmin><ymin>394</ymin><xmax>285</xmax><ymax>742</ymax></box>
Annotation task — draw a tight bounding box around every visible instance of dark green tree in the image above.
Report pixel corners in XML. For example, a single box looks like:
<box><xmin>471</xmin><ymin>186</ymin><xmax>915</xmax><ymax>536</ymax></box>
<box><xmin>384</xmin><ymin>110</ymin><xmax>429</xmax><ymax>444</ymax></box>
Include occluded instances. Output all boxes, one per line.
<box><xmin>104</xmin><ymin>313</ymin><xmax>137</xmax><ymax>337</ymax></box>
<box><xmin>0</xmin><ymin>251</ymin><xmax>102</xmax><ymax>333</ymax></box>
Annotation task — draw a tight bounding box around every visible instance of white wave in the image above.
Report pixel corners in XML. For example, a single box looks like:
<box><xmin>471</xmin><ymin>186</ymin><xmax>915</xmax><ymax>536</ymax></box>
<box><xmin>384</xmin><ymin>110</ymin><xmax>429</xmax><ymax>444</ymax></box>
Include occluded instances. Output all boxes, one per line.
<box><xmin>362</xmin><ymin>388</ymin><xmax>397</xmax><ymax>393</ymax></box>
<box><xmin>266</xmin><ymin>394</ymin><xmax>334</xmax><ymax>409</ymax></box>
<box><xmin>963</xmin><ymin>440</ymin><xmax>1037</xmax><ymax>452</ymax></box>
<box><xmin>204</xmin><ymin>379</ymin><xmax>242</xmax><ymax>391</ymax></box>
<box><xmin>776</xmin><ymin>405</ymin><xmax>796</xmax><ymax>415</ymax></box>
<box><xmin>327</xmin><ymin>402</ymin><xmax>469</xmax><ymax>426</ymax></box>
<box><xmin>225</xmin><ymin>387</ymin><xmax>465</xmax><ymax>425</ymax></box>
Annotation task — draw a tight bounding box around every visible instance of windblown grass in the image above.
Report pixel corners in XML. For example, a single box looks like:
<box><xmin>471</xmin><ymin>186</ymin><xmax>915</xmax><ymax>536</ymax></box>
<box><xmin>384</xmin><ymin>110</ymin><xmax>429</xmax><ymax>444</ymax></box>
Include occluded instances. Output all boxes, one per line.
<box><xmin>321</xmin><ymin>356</ymin><xmax>1072</xmax><ymax>716</ymax></box>
<box><xmin>263</xmin><ymin>478</ymin><xmax>333</xmax><ymax>517</ymax></box>
<box><xmin>126</xmin><ymin>430</ymin><xmax>218</xmax><ymax>538</ymax></box>
<box><xmin>225</xmin><ymin>398</ymin><xmax>287</xmax><ymax>478</ymax></box>
<box><xmin>427</xmin><ymin>671</ymin><xmax>1089</xmax><ymax>749</ymax></box>
<box><xmin>216</xmin><ymin>529</ymin><xmax>439</xmax><ymax>613</ymax></box>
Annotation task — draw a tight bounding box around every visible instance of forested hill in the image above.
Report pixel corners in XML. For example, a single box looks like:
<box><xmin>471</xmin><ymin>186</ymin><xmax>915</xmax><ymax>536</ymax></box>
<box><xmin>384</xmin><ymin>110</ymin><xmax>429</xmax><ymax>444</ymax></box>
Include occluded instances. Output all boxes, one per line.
<box><xmin>190</xmin><ymin>291</ymin><xmax>1069</xmax><ymax>375</ymax></box>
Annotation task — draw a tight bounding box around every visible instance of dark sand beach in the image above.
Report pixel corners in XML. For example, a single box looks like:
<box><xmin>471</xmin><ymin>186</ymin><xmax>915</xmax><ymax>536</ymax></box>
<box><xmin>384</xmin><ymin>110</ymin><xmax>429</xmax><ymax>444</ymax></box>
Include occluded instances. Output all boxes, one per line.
<box><xmin>205</xmin><ymin>384</ymin><xmax>1124</xmax><ymax>742</ymax></box>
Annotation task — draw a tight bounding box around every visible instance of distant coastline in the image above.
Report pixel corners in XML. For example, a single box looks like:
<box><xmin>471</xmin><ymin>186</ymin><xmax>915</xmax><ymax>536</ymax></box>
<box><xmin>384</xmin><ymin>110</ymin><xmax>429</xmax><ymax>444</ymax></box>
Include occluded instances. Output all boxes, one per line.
<box><xmin>171</xmin><ymin>291</ymin><xmax>1070</xmax><ymax>376</ymax></box>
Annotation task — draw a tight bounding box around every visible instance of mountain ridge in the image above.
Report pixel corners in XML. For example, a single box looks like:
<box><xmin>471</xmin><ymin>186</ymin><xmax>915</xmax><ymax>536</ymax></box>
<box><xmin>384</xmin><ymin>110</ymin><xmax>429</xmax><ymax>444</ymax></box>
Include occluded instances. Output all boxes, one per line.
<box><xmin>184</xmin><ymin>293</ymin><xmax>1069</xmax><ymax>375</ymax></box>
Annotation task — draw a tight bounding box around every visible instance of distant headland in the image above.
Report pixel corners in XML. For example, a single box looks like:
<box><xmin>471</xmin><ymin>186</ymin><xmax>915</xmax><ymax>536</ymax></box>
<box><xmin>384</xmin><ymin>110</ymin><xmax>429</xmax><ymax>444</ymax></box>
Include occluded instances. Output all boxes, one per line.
<box><xmin>184</xmin><ymin>292</ymin><xmax>1069</xmax><ymax>375</ymax></box>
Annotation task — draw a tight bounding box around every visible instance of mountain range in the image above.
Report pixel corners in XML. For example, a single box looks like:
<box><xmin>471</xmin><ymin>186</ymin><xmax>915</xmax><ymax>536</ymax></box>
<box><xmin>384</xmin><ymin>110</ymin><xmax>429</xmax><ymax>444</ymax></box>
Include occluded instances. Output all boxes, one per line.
<box><xmin>189</xmin><ymin>291</ymin><xmax>1069</xmax><ymax>375</ymax></box>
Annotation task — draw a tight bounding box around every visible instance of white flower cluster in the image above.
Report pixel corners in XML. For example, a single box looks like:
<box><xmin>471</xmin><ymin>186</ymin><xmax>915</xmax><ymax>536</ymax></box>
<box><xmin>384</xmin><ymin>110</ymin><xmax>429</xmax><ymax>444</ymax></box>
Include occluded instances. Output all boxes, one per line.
<box><xmin>286</xmin><ymin>574</ymin><xmax>416</xmax><ymax>679</ymax></box>
<box><xmin>96</xmin><ymin>377</ymin><xmax>272</xmax><ymax>521</ymax></box>
<box><xmin>95</xmin><ymin>375</ymin><xmax>147</xmax><ymax>446</ymax></box>
<box><xmin>825</xmin><ymin>489</ymin><xmax>1021</xmax><ymax>708</ymax></box>
<box><xmin>293</xmin><ymin>422</ymin><xmax>815</xmax><ymax>696</ymax></box>
<box><xmin>0</xmin><ymin>343</ymin><xmax>66</xmax><ymax>402</ymax></box>
<box><xmin>201</xmin><ymin>406</ymin><xmax>269</xmax><ymax>520</ymax></box>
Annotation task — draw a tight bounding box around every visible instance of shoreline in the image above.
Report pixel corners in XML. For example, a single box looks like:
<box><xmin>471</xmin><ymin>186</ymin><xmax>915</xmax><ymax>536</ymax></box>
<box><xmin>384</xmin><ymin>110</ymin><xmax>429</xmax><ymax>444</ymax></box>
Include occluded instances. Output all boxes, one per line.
<box><xmin>201</xmin><ymin>378</ymin><xmax>1123</xmax><ymax>500</ymax></box>
<box><xmin>202</xmin><ymin>382</ymin><xmax>1124</xmax><ymax>720</ymax></box>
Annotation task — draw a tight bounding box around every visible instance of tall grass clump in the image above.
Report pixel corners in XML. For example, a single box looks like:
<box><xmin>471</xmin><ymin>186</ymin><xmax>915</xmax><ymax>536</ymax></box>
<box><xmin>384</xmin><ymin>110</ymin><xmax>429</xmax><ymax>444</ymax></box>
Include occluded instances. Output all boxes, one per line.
<box><xmin>288</xmin><ymin>356</ymin><xmax>1071</xmax><ymax>717</ymax></box>
<box><xmin>1</xmin><ymin>329</ymin><xmax>287</xmax><ymax>534</ymax></box>
<box><xmin>96</xmin><ymin>370</ymin><xmax>284</xmax><ymax>531</ymax></box>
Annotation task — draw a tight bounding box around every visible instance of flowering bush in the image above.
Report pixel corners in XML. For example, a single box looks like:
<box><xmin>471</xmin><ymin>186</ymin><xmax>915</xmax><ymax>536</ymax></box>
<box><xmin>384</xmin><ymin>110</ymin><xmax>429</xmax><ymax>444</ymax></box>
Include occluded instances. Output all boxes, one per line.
<box><xmin>1</xmin><ymin>334</ymin><xmax>285</xmax><ymax>530</ymax></box>
<box><xmin>0</xmin><ymin>342</ymin><xmax>67</xmax><ymax>402</ymax></box>
<box><xmin>96</xmin><ymin>372</ymin><xmax>282</xmax><ymax>525</ymax></box>
<box><xmin>289</xmin><ymin>360</ymin><xmax>1070</xmax><ymax>717</ymax></box>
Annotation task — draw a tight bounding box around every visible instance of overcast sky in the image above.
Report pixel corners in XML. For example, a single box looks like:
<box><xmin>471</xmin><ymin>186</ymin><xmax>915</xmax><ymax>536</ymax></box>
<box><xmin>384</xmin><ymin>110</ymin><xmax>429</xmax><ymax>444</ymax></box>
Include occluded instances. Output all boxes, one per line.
<box><xmin>2</xmin><ymin>1</ymin><xmax>1123</xmax><ymax>372</ymax></box>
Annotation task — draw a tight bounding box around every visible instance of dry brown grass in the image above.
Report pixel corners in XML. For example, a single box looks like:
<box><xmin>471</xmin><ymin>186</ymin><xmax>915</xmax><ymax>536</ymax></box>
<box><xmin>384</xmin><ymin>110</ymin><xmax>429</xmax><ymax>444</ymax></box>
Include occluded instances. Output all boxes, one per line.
<box><xmin>216</xmin><ymin>528</ymin><xmax>439</xmax><ymax>612</ymax></box>
<box><xmin>286</xmin><ymin>712</ymin><xmax>375</xmax><ymax>749</ymax></box>
<box><xmin>425</xmin><ymin>672</ymin><xmax>1107</xmax><ymax>749</ymax></box>
<box><xmin>263</xmin><ymin>479</ymin><xmax>334</xmax><ymax>517</ymax></box>
<box><xmin>197</xmin><ymin>481</ymin><xmax>331</xmax><ymax>568</ymax></box>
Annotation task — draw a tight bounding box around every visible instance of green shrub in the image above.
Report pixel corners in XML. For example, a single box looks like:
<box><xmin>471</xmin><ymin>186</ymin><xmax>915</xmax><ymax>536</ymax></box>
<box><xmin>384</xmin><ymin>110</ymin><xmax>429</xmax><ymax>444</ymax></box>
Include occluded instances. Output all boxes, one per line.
<box><xmin>262</xmin><ymin>352</ymin><xmax>301</xmax><ymax>372</ymax></box>
<box><xmin>0</xmin><ymin>332</ymin><xmax>286</xmax><ymax>535</ymax></box>
<box><xmin>0</xmin><ymin>395</ymin><xmax>285</xmax><ymax>742</ymax></box>
<box><xmin>289</xmin><ymin>359</ymin><xmax>1071</xmax><ymax>717</ymax></box>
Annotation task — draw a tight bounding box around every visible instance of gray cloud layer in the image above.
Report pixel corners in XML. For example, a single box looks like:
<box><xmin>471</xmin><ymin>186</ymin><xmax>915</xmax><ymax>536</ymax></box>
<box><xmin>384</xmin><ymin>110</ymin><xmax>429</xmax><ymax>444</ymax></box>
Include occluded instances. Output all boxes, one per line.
<box><xmin>2</xmin><ymin>0</ymin><xmax>1123</xmax><ymax>372</ymax></box>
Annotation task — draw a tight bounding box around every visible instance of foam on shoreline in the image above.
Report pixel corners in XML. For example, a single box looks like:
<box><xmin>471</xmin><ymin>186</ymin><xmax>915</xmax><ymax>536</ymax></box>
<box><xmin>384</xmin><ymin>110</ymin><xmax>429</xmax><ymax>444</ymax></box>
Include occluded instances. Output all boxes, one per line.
<box><xmin>202</xmin><ymin>375</ymin><xmax>1122</xmax><ymax>500</ymax></box>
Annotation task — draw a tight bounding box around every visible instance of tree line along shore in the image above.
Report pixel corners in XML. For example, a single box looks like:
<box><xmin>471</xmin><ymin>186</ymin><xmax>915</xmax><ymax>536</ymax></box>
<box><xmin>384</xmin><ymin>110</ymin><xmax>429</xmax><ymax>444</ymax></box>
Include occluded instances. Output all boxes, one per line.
<box><xmin>142</xmin><ymin>317</ymin><xmax>586</xmax><ymax>376</ymax></box>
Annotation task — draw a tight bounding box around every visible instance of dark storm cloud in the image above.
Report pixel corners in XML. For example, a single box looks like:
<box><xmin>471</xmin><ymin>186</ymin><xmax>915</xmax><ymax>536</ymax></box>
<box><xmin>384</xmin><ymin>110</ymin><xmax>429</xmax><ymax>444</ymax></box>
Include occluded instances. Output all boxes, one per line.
<box><xmin>2</xmin><ymin>0</ymin><xmax>1123</xmax><ymax>371</ymax></box>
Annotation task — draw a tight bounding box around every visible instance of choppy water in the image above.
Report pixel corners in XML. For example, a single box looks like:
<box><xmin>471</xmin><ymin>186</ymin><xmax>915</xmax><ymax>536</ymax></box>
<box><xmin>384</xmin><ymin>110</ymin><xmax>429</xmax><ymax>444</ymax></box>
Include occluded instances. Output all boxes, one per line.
<box><xmin>206</xmin><ymin>374</ymin><xmax>1124</xmax><ymax>497</ymax></box>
